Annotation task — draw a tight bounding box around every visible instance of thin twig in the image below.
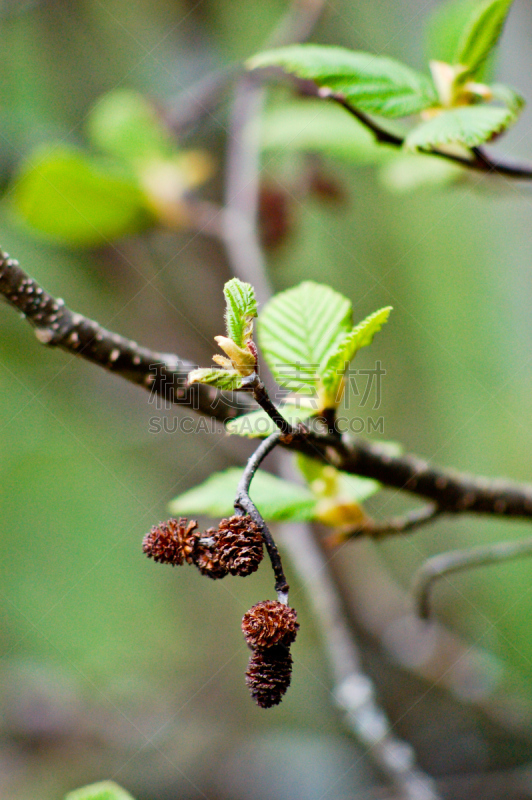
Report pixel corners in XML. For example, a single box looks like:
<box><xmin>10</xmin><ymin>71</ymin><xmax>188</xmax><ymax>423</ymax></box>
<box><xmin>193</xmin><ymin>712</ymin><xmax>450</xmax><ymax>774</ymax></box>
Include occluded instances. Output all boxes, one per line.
<box><xmin>412</xmin><ymin>537</ymin><xmax>532</xmax><ymax>620</ymax></box>
<box><xmin>234</xmin><ymin>431</ymin><xmax>290</xmax><ymax>600</ymax></box>
<box><xmin>336</xmin><ymin>503</ymin><xmax>441</xmax><ymax>542</ymax></box>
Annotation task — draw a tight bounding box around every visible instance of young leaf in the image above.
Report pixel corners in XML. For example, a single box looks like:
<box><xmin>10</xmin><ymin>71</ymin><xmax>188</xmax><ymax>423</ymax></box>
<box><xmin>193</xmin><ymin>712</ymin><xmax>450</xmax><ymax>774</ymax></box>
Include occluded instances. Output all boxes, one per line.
<box><xmin>226</xmin><ymin>402</ymin><xmax>319</xmax><ymax>438</ymax></box>
<box><xmin>320</xmin><ymin>306</ymin><xmax>392</xmax><ymax>404</ymax></box>
<box><xmin>87</xmin><ymin>89</ymin><xmax>175</xmax><ymax>164</ymax></box>
<box><xmin>257</xmin><ymin>281</ymin><xmax>352</xmax><ymax>401</ymax></box>
<box><xmin>65</xmin><ymin>782</ymin><xmax>136</xmax><ymax>800</ymax></box>
<box><xmin>223</xmin><ymin>278</ymin><xmax>258</xmax><ymax>348</ymax></box>
<box><xmin>11</xmin><ymin>145</ymin><xmax>149</xmax><ymax>246</ymax></box>
<box><xmin>454</xmin><ymin>0</ymin><xmax>514</xmax><ymax>77</ymax></box>
<box><xmin>490</xmin><ymin>82</ymin><xmax>525</xmax><ymax>116</ymax></box>
<box><xmin>405</xmin><ymin>105</ymin><xmax>515</xmax><ymax>150</ymax></box>
<box><xmin>259</xmin><ymin>100</ymin><xmax>392</xmax><ymax>163</ymax></box>
<box><xmin>187</xmin><ymin>368</ymin><xmax>245</xmax><ymax>391</ymax></box>
<box><xmin>426</xmin><ymin>0</ymin><xmax>483</xmax><ymax>67</ymax></box>
<box><xmin>247</xmin><ymin>45</ymin><xmax>438</xmax><ymax>118</ymax></box>
<box><xmin>169</xmin><ymin>467</ymin><xmax>316</xmax><ymax>521</ymax></box>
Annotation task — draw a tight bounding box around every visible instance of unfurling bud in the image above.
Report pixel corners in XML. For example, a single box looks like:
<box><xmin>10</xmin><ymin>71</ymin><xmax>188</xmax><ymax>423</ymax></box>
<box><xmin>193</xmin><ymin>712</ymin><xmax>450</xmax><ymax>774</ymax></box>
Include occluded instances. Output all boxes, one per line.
<box><xmin>242</xmin><ymin>600</ymin><xmax>298</xmax><ymax>649</ymax></box>
<box><xmin>246</xmin><ymin>646</ymin><xmax>293</xmax><ymax>708</ymax></box>
<box><xmin>217</xmin><ymin>515</ymin><xmax>263</xmax><ymax>576</ymax></box>
<box><xmin>142</xmin><ymin>518</ymin><xmax>199</xmax><ymax>565</ymax></box>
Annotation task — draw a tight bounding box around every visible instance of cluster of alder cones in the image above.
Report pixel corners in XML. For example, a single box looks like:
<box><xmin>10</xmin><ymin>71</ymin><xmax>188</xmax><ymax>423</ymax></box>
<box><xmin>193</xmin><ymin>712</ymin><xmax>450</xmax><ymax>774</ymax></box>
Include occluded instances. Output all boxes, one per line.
<box><xmin>143</xmin><ymin>515</ymin><xmax>298</xmax><ymax>707</ymax></box>
<box><xmin>142</xmin><ymin>514</ymin><xmax>264</xmax><ymax>578</ymax></box>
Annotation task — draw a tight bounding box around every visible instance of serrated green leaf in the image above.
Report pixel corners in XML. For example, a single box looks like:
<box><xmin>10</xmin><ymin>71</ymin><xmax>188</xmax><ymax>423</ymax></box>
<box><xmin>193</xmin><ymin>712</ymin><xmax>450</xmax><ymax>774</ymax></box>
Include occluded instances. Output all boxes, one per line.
<box><xmin>11</xmin><ymin>144</ymin><xmax>149</xmax><ymax>246</ymax></box>
<box><xmin>187</xmin><ymin>368</ymin><xmax>245</xmax><ymax>391</ymax></box>
<box><xmin>169</xmin><ymin>467</ymin><xmax>316</xmax><ymax>521</ymax></box>
<box><xmin>226</xmin><ymin>402</ymin><xmax>319</xmax><ymax>438</ymax></box>
<box><xmin>321</xmin><ymin>307</ymin><xmax>392</xmax><ymax>405</ymax></box>
<box><xmin>259</xmin><ymin>100</ymin><xmax>393</xmax><ymax>163</ymax></box>
<box><xmin>65</xmin><ymin>781</ymin><xmax>135</xmax><ymax>800</ymax></box>
<box><xmin>87</xmin><ymin>89</ymin><xmax>175</xmax><ymax>164</ymax></box>
<box><xmin>405</xmin><ymin>105</ymin><xmax>515</xmax><ymax>150</ymax></box>
<box><xmin>257</xmin><ymin>281</ymin><xmax>352</xmax><ymax>404</ymax></box>
<box><xmin>223</xmin><ymin>278</ymin><xmax>257</xmax><ymax>348</ymax></box>
<box><xmin>490</xmin><ymin>82</ymin><xmax>525</xmax><ymax>115</ymax></box>
<box><xmin>454</xmin><ymin>0</ymin><xmax>514</xmax><ymax>76</ymax></box>
<box><xmin>247</xmin><ymin>45</ymin><xmax>437</xmax><ymax>118</ymax></box>
<box><xmin>426</xmin><ymin>0</ymin><xmax>483</xmax><ymax>66</ymax></box>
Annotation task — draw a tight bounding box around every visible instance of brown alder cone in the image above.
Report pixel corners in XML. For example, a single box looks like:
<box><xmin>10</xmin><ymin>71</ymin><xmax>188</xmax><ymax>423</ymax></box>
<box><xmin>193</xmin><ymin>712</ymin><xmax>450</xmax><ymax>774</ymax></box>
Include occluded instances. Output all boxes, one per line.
<box><xmin>246</xmin><ymin>646</ymin><xmax>293</xmax><ymax>708</ymax></box>
<box><xmin>242</xmin><ymin>600</ymin><xmax>299</xmax><ymax>649</ymax></box>
<box><xmin>142</xmin><ymin>518</ymin><xmax>199</xmax><ymax>565</ymax></box>
<box><xmin>194</xmin><ymin>530</ymin><xmax>229</xmax><ymax>580</ymax></box>
<box><xmin>217</xmin><ymin>515</ymin><xmax>263</xmax><ymax>576</ymax></box>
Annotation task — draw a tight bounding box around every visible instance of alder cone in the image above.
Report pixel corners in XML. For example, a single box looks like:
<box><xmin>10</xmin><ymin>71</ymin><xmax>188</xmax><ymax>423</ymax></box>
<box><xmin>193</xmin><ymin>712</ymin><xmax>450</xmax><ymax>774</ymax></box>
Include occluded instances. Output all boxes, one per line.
<box><xmin>242</xmin><ymin>600</ymin><xmax>299</xmax><ymax>649</ymax></box>
<box><xmin>193</xmin><ymin>528</ymin><xmax>228</xmax><ymax>579</ymax></box>
<box><xmin>246</xmin><ymin>646</ymin><xmax>293</xmax><ymax>708</ymax></box>
<box><xmin>217</xmin><ymin>515</ymin><xmax>263</xmax><ymax>576</ymax></box>
<box><xmin>142</xmin><ymin>518</ymin><xmax>199</xmax><ymax>565</ymax></box>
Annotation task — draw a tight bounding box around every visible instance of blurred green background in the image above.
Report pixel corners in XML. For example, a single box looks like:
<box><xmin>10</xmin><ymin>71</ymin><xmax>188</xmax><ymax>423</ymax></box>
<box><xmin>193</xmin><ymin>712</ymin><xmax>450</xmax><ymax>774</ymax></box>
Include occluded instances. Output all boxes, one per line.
<box><xmin>3</xmin><ymin>0</ymin><xmax>532</xmax><ymax>798</ymax></box>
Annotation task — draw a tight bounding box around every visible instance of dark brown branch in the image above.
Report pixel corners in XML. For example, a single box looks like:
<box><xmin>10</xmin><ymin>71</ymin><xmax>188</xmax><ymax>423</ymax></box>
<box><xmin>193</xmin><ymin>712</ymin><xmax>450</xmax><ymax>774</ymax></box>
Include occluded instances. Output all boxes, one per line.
<box><xmin>0</xmin><ymin>250</ymin><xmax>249</xmax><ymax>422</ymax></box>
<box><xmin>234</xmin><ymin>431</ymin><xmax>289</xmax><ymax>599</ymax></box>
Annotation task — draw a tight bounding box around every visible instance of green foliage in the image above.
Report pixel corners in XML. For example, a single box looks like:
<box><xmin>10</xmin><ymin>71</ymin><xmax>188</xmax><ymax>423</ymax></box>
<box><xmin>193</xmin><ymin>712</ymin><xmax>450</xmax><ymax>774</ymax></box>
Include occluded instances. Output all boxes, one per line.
<box><xmin>405</xmin><ymin>105</ymin><xmax>515</xmax><ymax>150</ymax></box>
<box><xmin>11</xmin><ymin>145</ymin><xmax>149</xmax><ymax>246</ymax></box>
<box><xmin>187</xmin><ymin>368</ymin><xmax>245</xmax><ymax>391</ymax></box>
<box><xmin>64</xmin><ymin>782</ymin><xmax>135</xmax><ymax>800</ymax></box>
<box><xmin>260</xmin><ymin>101</ymin><xmax>390</xmax><ymax>164</ymax></box>
<box><xmin>321</xmin><ymin>306</ymin><xmax>392</xmax><ymax>399</ymax></box>
<box><xmin>226</xmin><ymin>402</ymin><xmax>319</xmax><ymax>438</ymax></box>
<box><xmin>258</xmin><ymin>281</ymin><xmax>390</xmax><ymax>409</ymax></box>
<box><xmin>223</xmin><ymin>278</ymin><xmax>258</xmax><ymax>348</ymax></box>
<box><xmin>247</xmin><ymin>45</ymin><xmax>438</xmax><ymax>118</ymax></box>
<box><xmin>454</xmin><ymin>0</ymin><xmax>514</xmax><ymax>77</ymax></box>
<box><xmin>426</xmin><ymin>0</ymin><xmax>483</xmax><ymax>66</ymax></box>
<box><xmin>169</xmin><ymin>467</ymin><xmax>316</xmax><ymax>521</ymax></box>
<box><xmin>257</xmin><ymin>280</ymin><xmax>351</xmax><ymax>402</ymax></box>
<box><xmin>296</xmin><ymin>453</ymin><xmax>381</xmax><ymax>503</ymax></box>
<box><xmin>87</xmin><ymin>89</ymin><xmax>175</xmax><ymax>164</ymax></box>
<box><xmin>490</xmin><ymin>82</ymin><xmax>524</xmax><ymax>115</ymax></box>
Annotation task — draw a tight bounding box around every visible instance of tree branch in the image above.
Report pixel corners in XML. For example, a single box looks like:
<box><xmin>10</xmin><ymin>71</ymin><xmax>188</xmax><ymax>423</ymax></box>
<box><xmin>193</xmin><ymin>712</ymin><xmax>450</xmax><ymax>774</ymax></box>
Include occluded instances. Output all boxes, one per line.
<box><xmin>291</xmin><ymin>83</ymin><xmax>532</xmax><ymax>179</ymax></box>
<box><xmin>0</xmin><ymin>250</ymin><xmax>249</xmax><ymax>422</ymax></box>
<box><xmin>333</xmin><ymin>503</ymin><xmax>441</xmax><ymax>542</ymax></box>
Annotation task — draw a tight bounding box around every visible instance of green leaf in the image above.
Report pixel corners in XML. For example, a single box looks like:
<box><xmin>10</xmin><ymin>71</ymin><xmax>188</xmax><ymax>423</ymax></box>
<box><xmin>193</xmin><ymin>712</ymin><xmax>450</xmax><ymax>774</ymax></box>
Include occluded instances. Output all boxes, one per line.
<box><xmin>426</xmin><ymin>0</ymin><xmax>484</xmax><ymax>66</ymax></box>
<box><xmin>223</xmin><ymin>278</ymin><xmax>258</xmax><ymax>348</ymax></box>
<box><xmin>169</xmin><ymin>467</ymin><xmax>316</xmax><ymax>522</ymax></box>
<box><xmin>226</xmin><ymin>401</ymin><xmax>319</xmax><ymax>438</ymax></box>
<box><xmin>11</xmin><ymin>144</ymin><xmax>149</xmax><ymax>246</ymax></box>
<box><xmin>379</xmin><ymin>154</ymin><xmax>465</xmax><ymax>192</ymax></box>
<box><xmin>295</xmin><ymin>454</ymin><xmax>380</xmax><ymax>502</ymax></box>
<box><xmin>247</xmin><ymin>45</ymin><xmax>438</xmax><ymax>118</ymax></box>
<box><xmin>405</xmin><ymin>105</ymin><xmax>515</xmax><ymax>150</ymax></box>
<box><xmin>454</xmin><ymin>0</ymin><xmax>514</xmax><ymax>76</ymax></box>
<box><xmin>187</xmin><ymin>368</ymin><xmax>245</xmax><ymax>391</ymax></box>
<box><xmin>87</xmin><ymin>89</ymin><xmax>175</xmax><ymax>164</ymax></box>
<box><xmin>65</xmin><ymin>782</ymin><xmax>135</xmax><ymax>800</ymax></box>
<box><xmin>490</xmin><ymin>82</ymin><xmax>525</xmax><ymax>115</ymax></box>
<box><xmin>257</xmin><ymin>281</ymin><xmax>352</xmax><ymax>403</ymax></box>
<box><xmin>259</xmin><ymin>100</ymin><xmax>393</xmax><ymax>163</ymax></box>
<box><xmin>321</xmin><ymin>306</ymin><xmax>392</xmax><ymax>406</ymax></box>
